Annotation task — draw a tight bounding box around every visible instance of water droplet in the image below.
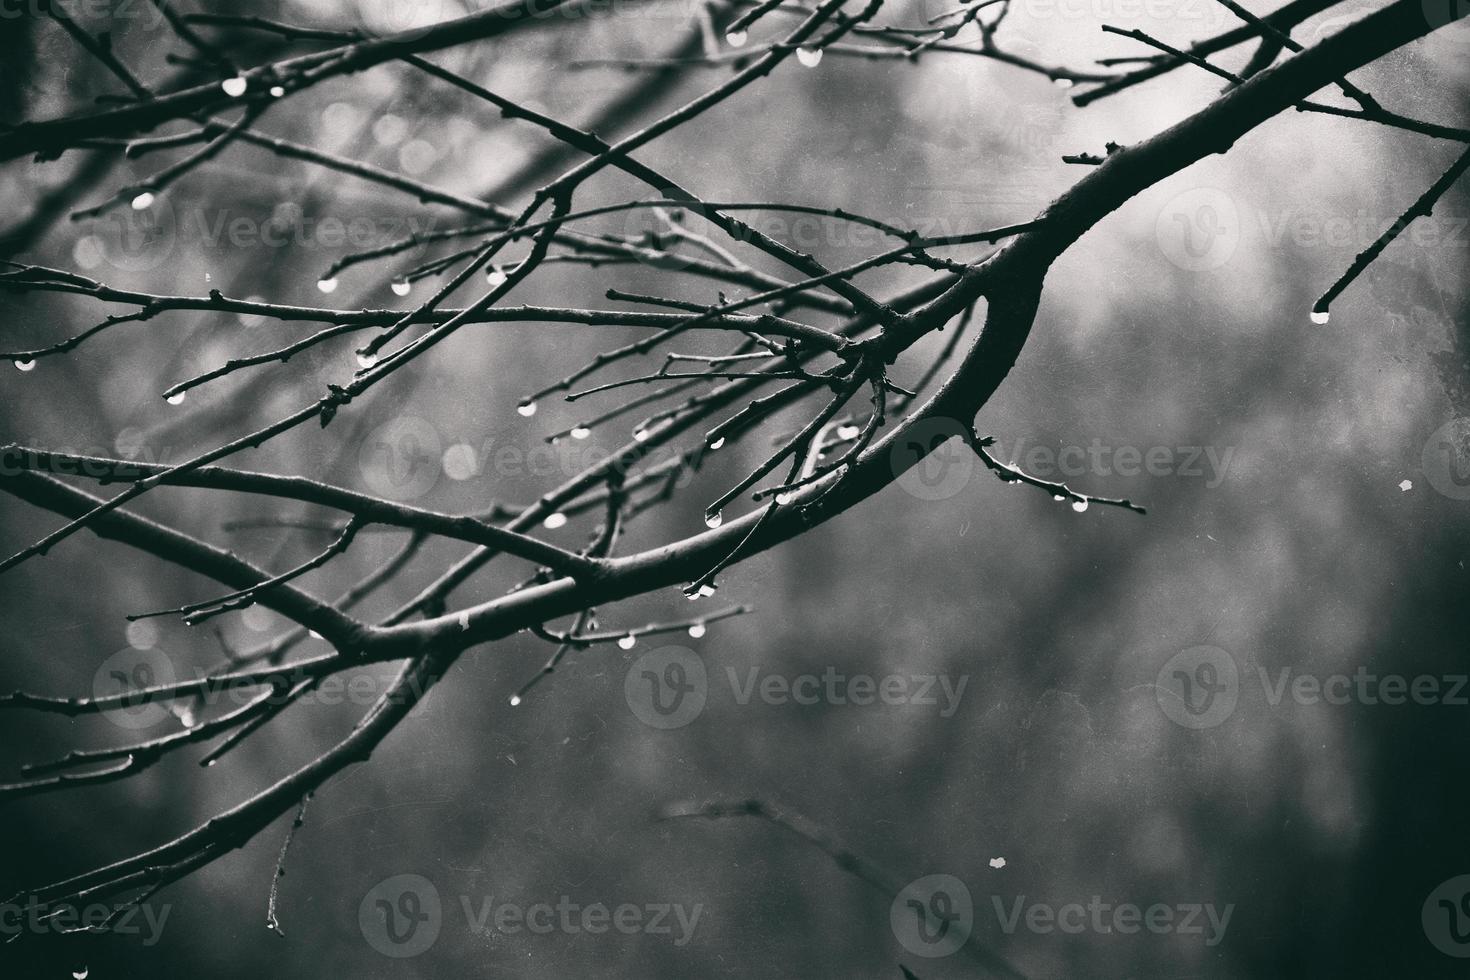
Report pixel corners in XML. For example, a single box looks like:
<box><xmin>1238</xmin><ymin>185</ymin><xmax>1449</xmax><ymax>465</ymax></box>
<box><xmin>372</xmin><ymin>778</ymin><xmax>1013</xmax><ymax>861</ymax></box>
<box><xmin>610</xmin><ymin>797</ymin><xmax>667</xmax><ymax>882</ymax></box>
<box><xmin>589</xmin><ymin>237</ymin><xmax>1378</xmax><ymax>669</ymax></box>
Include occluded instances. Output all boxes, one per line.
<box><xmin>1071</xmin><ymin>499</ymin><xmax>1089</xmax><ymax>513</ymax></box>
<box><xmin>73</xmin><ymin>969</ymin><xmax>88</xmax><ymax>979</ymax></box>
<box><xmin>633</xmin><ymin>427</ymin><xmax>651</xmax><ymax>442</ymax></box>
<box><xmin>796</xmin><ymin>47</ymin><xmax>823</xmax><ymax>68</ymax></box>
<box><xmin>269</xmin><ymin>85</ymin><xmax>285</xmax><ymax>98</ymax></box>
<box><xmin>486</xmin><ymin>266</ymin><xmax>508</xmax><ymax>286</ymax></box>
<box><xmin>698</xmin><ymin>584</ymin><xmax>716</xmax><ymax>597</ymax></box>
<box><xmin>571</xmin><ymin>426</ymin><xmax>591</xmax><ymax>440</ymax></box>
<box><xmin>726</xmin><ymin>29</ymin><xmax>748</xmax><ymax>47</ymax></box>
<box><xmin>357</xmin><ymin>351</ymin><xmax>378</xmax><ymax>369</ymax></box>
<box><xmin>836</xmin><ymin>424</ymin><xmax>860</xmax><ymax>440</ymax></box>
<box><xmin>1052</xmin><ymin>494</ymin><xmax>1066</xmax><ymax>502</ymax></box>
<box><xmin>165</xmin><ymin>391</ymin><xmax>186</xmax><ymax>405</ymax></box>
<box><xmin>221</xmin><ymin>76</ymin><xmax>248</xmax><ymax>97</ymax></box>
<box><xmin>775</xmin><ymin>492</ymin><xmax>794</xmax><ymax>506</ymax></box>
<box><xmin>1399</xmin><ymin>479</ymin><xmax>1413</xmax><ymax>492</ymax></box>
<box><xmin>617</xmin><ymin>634</ymin><xmax>637</xmax><ymax>650</ymax></box>
<box><xmin>1053</xmin><ymin>77</ymin><xmax>1075</xmax><ymax>89</ymax></box>
<box><xmin>704</xmin><ymin>510</ymin><xmax>723</xmax><ymax>529</ymax></box>
<box><xmin>13</xmin><ymin>358</ymin><xmax>36</xmax><ymax>372</ymax></box>
<box><xmin>989</xmin><ymin>857</ymin><xmax>1006</xmax><ymax>869</ymax></box>
<box><xmin>543</xmin><ymin>512</ymin><xmax>568</xmax><ymax>529</ymax></box>
<box><xmin>708</xmin><ymin>436</ymin><xmax>726</xmax><ymax>450</ymax></box>
<box><xmin>1310</xmin><ymin>309</ymin><xmax>1330</xmax><ymax>325</ymax></box>
<box><xmin>508</xmin><ymin>694</ymin><xmax>522</xmax><ymax>707</ymax></box>
<box><xmin>131</xmin><ymin>191</ymin><xmax>155</xmax><ymax>210</ymax></box>
<box><xmin>687</xmin><ymin>623</ymin><xmax>707</xmax><ymax>639</ymax></box>
<box><xmin>316</xmin><ymin>277</ymin><xmax>338</xmax><ymax>294</ymax></box>
<box><xmin>391</xmin><ymin>279</ymin><xmax>411</xmax><ymax>296</ymax></box>
<box><xmin>517</xmin><ymin>400</ymin><xmax>537</xmax><ymax>417</ymax></box>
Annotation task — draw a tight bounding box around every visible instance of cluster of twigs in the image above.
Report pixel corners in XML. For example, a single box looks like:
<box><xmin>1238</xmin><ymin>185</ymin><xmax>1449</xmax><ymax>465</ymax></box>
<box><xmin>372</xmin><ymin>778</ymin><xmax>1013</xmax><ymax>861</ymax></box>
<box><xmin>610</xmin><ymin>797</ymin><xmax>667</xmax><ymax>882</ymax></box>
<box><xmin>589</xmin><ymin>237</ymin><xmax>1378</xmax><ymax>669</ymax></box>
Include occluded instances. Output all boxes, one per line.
<box><xmin>0</xmin><ymin>0</ymin><xmax>1463</xmax><ymax>961</ymax></box>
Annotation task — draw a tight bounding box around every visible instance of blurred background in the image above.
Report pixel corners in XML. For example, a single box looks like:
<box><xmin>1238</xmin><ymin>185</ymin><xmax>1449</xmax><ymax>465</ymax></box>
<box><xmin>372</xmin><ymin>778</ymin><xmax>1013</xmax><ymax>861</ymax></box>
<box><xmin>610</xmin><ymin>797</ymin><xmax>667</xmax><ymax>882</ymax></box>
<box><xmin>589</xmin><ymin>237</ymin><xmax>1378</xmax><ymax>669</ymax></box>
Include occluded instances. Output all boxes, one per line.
<box><xmin>1</xmin><ymin>0</ymin><xmax>1468</xmax><ymax>976</ymax></box>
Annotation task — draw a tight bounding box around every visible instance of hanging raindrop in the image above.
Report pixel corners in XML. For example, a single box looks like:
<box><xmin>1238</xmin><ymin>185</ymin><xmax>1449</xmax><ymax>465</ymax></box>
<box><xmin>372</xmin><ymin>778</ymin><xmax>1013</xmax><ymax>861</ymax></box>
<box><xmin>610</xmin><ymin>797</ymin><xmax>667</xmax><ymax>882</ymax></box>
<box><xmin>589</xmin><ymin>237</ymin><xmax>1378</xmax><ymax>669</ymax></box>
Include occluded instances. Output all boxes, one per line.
<box><xmin>704</xmin><ymin>510</ymin><xmax>723</xmax><ymax>529</ymax></box>
<box><xmin>486</xmin><ymin>266</ymin><xmax>508</xmax><ymax>286</ymax></box>
<box><xmin>1310</xmin><ymin>309</ymin><xmax>1330</xmax><ymax>325</ymax></box>
<box><xmin>836</xmin><ymin>424</ymin><xmax>860</xmax><ymax>441</ymax></box>
<box><xmin>687</xmin><ymin>623</ymin><xmax>707</xmax><ymax>639</ymax></box>
<box><xmin>796</xmin><ymin>47</ymin><xmax>823</xmax><ymax>68</ymax></box>
<box><xmin>357</xmin><ymin>351</ymin><xmax>378</xmax><ymax>369</ymax></box>
<box><xmin>221</xmin><ymin>76</ymin><xmax>248</xmax><ymax>97</ymax></box>
<box><xmin>391</xmin><ymin>279</ymin><xmax>411</xmax><ymax>296</ymax></box>
<box><xmin>517</xmin><ymin>400</ymin><xmax>538</xmax><ymax>417</ymax></box>
<box><xmin>1053</xmin><ymin>77</ymin><xmax>1075</xmax><ymax>89</ymax></box>
<box><xmin>316</xmin><ymin>277</ymin><xmax>339</xmax><ymax>294</ymax></box>
<box><xmin>269</xmin><ymin>85</ymin><xmax>285</xmax><ymax>98</ymax></box>
<box><xmin>1071</xmin><ymin>499</ymin><xmax>1089</xmax><ymax>513</ymax></box>
<box><xmin>726</xmin><ymin>30</ymin><xmax>748</xmax><ymax>47</ymax></box>
<box><xmin>708</xmin><ymin>436</ymin><xmax>726</xmax><ymax>450</ymax></box>
<box><xmin>570</xmin><ymin>426</ymin><xmax>592</xmax><ymax>440</ymax></box>
<box><xmin>13</xmin><ymin>358</ymin><xmax>36</xmax><ymax>372</ymax></box>
<box><xmin>131</xmin><ymin>191</ymin><xmax>155</xmax><ymax>211</ymax></box>
<box><xmin>775</xmin><ymin>491</ymin><xmax>794</xmax><ymax>505</ymax></box>
<box><xmin>166</xmin><ymin>391</ymin><xmax>186</xmax><ymax>406</ymax></box>
<box><xmin>633</xmin><ymin>427</ymin><xmax>651</xmax><ymax>442</ymax></box>
<box><xmin>508</xmin><ymin>694</ymin><xmax>522</xmax><ymax>707</ymax></box>
<box><xmin>617</xmin><ymin>634</ymin><xmax>637</xmax><ymax>650</ymax></box>
<box><xmin>543</xmin><ymin>512</ymin><xmax>568</xmax><ymax>529</ymax></box>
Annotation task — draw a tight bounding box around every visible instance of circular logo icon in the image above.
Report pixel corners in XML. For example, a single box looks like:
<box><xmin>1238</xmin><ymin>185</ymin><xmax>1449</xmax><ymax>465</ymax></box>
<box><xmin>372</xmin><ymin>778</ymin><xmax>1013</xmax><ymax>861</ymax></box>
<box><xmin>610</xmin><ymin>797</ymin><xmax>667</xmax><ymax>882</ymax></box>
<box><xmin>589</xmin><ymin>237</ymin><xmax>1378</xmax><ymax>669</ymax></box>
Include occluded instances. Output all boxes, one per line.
<box><xmin>361</xmin><ymin>0</ymin><xmax>448</xmax><ymax>40</ymax></box>
<box><xmin>1155</xmin><ymin>646</ymin><xmax>1239</xmax><ymax>729</ymax></box>
<box><xmin>1423</xmin><ymin>875</ymin><xmax>1470</xmax><ymax>958</ymax></box>
<box><xmin>620</xmin><ymin>190</ymin><xmax>710</xmax><ymax>272</ymax></box>
<box><xmin>1422</xmin><ymin>418</ymin><xmax>1470</xmax><ymax>501</ymax></box>
<box><xmin>92</xmin><ymin>647</ymin><xmax>177</xmax><ymax>730</ymax></box>
<box><xmin>1423</xmin><ymin>0</ymin><xmax>1470</xmax><ymax>39</ymax></box>
<box><xmin>891</xmin><ymin>417</ymin><xmax>975</xmax><ymax>502</ymax></box>
<box><xmin>358</xmin><ymin>416</ymin><xmax>442</xmax><ymax>501</ymax></box>
<box><xmin>87</xmin><ymin>197</ymin><xmax>178</xmax><ymax>274</ymax></box>
<box><xmin>1154</xmin><ymin>187</ymin><xmax>1240</xmax><ymax>273</ymax></box>
<box><xmin>359</xmin><ymin>874</ymin><xmax>442</xmax><ymax>958</ymax></box>
<box><xmin>890</xmin><ymin>874</ymin><xmax>974</xmax><ymax>959</ymax></box>
<box><xmin>624</xmin><ymin>646</ymin><xmax>707</xmax><ymax>729</ymax></box>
